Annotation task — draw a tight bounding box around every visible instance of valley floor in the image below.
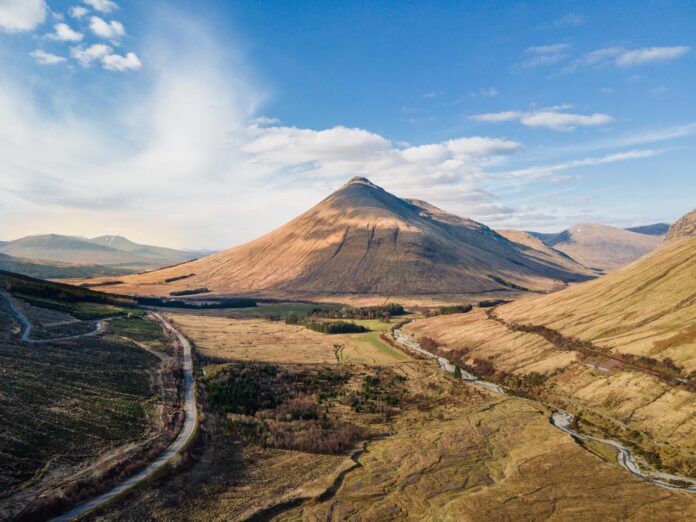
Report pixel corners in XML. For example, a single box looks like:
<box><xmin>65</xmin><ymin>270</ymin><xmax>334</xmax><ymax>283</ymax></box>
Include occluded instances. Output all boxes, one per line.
<box><xmin>88</xmin><ymin>308</ymin><xmax>696</xmax><ymax>521</ymax></box>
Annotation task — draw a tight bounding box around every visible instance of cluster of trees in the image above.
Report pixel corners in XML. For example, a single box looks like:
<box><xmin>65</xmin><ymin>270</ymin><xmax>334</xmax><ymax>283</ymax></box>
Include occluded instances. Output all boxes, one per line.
<box><xmin>206</xmin><ymin>362</ymin><xmax>365</xmax><ymax>454</ymax></box>
<box><xmin>438</xmin><ymin>304</ymin><xmax>473</xmax><ymax>315</ymax></box>
<box><xmin>169</xmin><ymin>287</ymin><xmax>209</xmax><ymax>296</ymax></box>
<box><xmin>286</xmin><ymin>313</ymin><xmax>368</xmax><ymax>334</ymax></box>
<box><xmin>136</xmin><ymin>296</ymin><xmax>256</xmax><ymax>309</ymax></box>
<box><xmin>309</xmin><ymin>303</ymin><xmax>405</xmax><ymax>321</ymax></box>
<box><xmin>478</xmin><ymin>299</ymin><xmax>511</xmax><ymax>308</ymax></box>
<box><xmin>487</xmin><ymin>274</ymin><xmax>529</xmax><ymax>291</ymax></box>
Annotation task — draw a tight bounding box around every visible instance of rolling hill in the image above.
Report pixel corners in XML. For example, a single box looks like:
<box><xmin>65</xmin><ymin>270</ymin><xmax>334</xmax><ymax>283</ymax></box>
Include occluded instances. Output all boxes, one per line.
<box><xmin>90</xmin><ymin>177</ymin><xmax>596</xmax><ymax>300</ymax></box>
<box><xmin>0</xmin><ymin>234</ymin><xmax>202</xmax><ymax>272</ymax></box>
<box><xmin>531</xmin><ymin>223</ymin><xmax>663</xmax><ymax>272</ymax></box>
<box><xmin>0</xmin><ymin>253</ymin><xmax>130</xmax><ymax>280</ymax></box>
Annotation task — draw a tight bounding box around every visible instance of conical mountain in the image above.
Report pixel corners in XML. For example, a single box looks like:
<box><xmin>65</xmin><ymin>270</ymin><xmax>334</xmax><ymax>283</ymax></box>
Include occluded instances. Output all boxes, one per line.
<box><xmin>100</xmin><ymin>177</ymin><xmax>595</xmax><ymax>299</ymax></box>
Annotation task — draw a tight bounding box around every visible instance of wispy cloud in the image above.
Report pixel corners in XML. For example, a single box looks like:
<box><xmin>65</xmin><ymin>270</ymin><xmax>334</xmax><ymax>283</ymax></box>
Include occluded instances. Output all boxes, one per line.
<box><xmin>498</xmin><ymin>149</ymin><xmax>661</xmax><ymax>181</ymax></box>
<box><xmin>563</xmin><ymin>46</ymin><xmax>690</xmax><ymax>73</ymax></box>
<box><xmin>519</xmin><ymin>43</ymin><xmax>569</xmax><ymax>68</ymax></box>
<box><xmin>552</xmin><ymin>13</ymin><xmax>585</xmax><ymax>28</ymax></box>
<box><xmin>30</xmin><ymin>49</ymin><xmax>66</xmax><ymax>65</ymax></box>
<box><xmin>617</xmin><ymin>46</ymin><xmax>690</xmax><ymax>66</ymax></box>
<box><xmin>471</xmin><ymin>108</ymin><xmax>613</xmax><ymax>131</ymax></box>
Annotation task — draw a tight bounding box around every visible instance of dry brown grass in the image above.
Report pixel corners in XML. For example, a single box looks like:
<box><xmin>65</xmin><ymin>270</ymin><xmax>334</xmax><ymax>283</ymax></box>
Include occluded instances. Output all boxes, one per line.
<box><xmin>166</xmin><ymin>313</ymin><xmax>410</xmax><ymax>367</ymax></box>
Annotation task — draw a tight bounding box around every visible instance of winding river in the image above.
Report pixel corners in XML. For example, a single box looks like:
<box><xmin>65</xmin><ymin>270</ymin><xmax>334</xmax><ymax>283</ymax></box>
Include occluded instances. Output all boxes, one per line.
<box><xmin>392</xmin><ymin>328</ymin><xmax>696</xmax><ymax>494</ymax></box>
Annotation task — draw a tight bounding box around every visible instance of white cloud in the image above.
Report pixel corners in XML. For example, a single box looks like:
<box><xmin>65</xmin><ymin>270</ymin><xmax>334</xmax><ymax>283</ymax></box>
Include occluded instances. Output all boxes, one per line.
<box><xmin>89</xmin><ymin>16</ymin><xmax>124</xmax><ymax>41</ymax></box>
<box><xmin>471</xmin><ymin>109</ymin><xmax>612</xmax><ymax>131</ymax></box>
<box><xmin>69</xmin><ymin>6</ymin><xmax>89</xmax><ymax>19</ymax></box>
<box><xmin>30</xmin><ymin>49</ymin><xmax>66</xmax><ymax>65</ymax></box>
<box><xmin>84</xmin><ymin>0</ymin><xmax>118</xmax><ymax>13</ymax></box>
<box><xmin>0</xmin><ymin>0</ymin><xmax>47</xmax><ymax>32</ymax></box>
<box><xmin>616</xmin><ymin>46</ymin><xmax>690</xmax><ymax>67</ymax></box>
<box><xmin>520</xmin><ymin>111</ymin><xmax>613</xmax><ymax>131</ymax></box>
<box><xmin>101</xmin><ymin>52</ymin><xmax>142</xmax><ymax>71</ymax></box>
<box><xmin>70</xmin><ymin>43</ymin><xmax>112</xmax><ymax>66</ymax></box>
<box><xmin>46</xmin><ymin>22</ymin><xmax>83</xmax><ymax>41</ymax></box>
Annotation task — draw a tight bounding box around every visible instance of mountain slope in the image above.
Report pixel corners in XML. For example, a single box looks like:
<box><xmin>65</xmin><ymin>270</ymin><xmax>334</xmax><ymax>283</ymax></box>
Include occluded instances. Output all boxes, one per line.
<box><xmin>500</xmin><ymin>209</ymin><xmax>696</xmax><ymax>370</ymax></box>
<box><xmin>0</xmin><ymin>234</ymin><xmax>199</xmax><ymax>271</ymax></box>
<box><xmin>93</xmin><ymin>177</ymin><xmax>595</xmax><ymax>299</ymax></box>
<box><xmin>532</xmin><ymin>223</ymin><xmax>663</xmax><ymax>272</ymax></box>
<box><xmin>496</xmin><ymin>229</ymin><xmax>598</xmax><ymax>276</ymax></box>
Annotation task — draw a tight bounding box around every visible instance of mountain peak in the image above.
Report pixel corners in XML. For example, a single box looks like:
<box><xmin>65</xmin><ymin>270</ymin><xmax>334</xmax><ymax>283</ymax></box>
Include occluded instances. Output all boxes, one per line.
<box><xmin>344</xmin><ymin>176</ymin><xmax>377</xmax><ymax>187</ymax></box>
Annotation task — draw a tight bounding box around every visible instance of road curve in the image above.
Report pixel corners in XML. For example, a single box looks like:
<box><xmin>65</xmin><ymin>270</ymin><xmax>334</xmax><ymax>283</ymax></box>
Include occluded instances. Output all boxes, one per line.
<box><xmin>51</xmin><ymin>312</ymin><xmax>198</xmax><ymax>521</ymax></box>
<box><xmin>393</xmin><ymin>328</ymin><xmax>696</xmax><ymax>494</ymax></box>
<box><xmin>0</xmin><ymin>290</ymin><xmax>104</xmax><ymax>343</ymax></box>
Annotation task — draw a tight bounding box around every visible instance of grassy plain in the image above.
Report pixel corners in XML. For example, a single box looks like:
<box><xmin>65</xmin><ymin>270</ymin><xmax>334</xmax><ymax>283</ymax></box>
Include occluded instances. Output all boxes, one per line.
<box><xmin>167</xmin><ymin>312</ymin><xmax>410</xmax><ymax>367</ymax></box>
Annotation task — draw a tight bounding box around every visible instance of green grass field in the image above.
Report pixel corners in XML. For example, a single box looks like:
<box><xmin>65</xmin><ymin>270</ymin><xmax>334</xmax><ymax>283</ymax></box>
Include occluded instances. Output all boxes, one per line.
<box><xmin>108</xmin><ymin>315</ymin><xmax>171</xmax><ymax>351</ymax></box>
<box><xmin>353</xmin><ymin>331</ymin><xmax>411</xmax><ymax>362</ymax></box>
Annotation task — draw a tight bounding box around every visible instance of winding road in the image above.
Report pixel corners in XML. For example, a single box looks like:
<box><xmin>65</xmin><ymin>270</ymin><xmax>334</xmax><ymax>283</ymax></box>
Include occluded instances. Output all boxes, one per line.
<box><xmin>51</xmin><ymin>312</ymin><xmax>198</xmax><ymax>521</ymax></box>
<box><xmin>0</xmin><ymin>290</ymin><xmax>199</xmax><ymax>520</ymax></box>
<box><xmin>393</xmin><ymin>328</ymin><xmax>696</xmax><ymax>494</ymax></box>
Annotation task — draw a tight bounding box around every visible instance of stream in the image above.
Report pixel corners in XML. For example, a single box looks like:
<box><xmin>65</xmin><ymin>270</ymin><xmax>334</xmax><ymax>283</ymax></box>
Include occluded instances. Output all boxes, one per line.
<box><xmin>392</xmin><ymin>328</ymin><xmax>696</xmax><ymax>493</ymax></box>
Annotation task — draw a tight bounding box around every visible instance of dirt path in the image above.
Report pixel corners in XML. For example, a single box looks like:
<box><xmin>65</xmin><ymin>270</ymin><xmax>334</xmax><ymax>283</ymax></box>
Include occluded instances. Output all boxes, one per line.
<box><xmin>393</xmin><ymin>328</ymin><xmax>696</xmax><ymax>494</ymax></box>
<box><xmin>51</xmin><ymin>312</ymin><xmax>198</xmax><ymax>521</ymax></box>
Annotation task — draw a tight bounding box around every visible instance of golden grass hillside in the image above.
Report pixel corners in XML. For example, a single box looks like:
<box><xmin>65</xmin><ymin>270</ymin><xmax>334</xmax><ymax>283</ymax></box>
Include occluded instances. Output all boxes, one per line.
<box><xmin>499</xmin><ymin>236</ymin><xmax>696</xmax><ymax>371</ymax></box>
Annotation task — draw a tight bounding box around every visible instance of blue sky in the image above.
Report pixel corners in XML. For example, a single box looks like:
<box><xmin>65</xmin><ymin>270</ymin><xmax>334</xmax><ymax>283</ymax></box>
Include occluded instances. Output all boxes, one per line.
<box><xmin>0</xmin><ymin>0</ymin><xmax>694</xmax><ymax>248</ymax></box>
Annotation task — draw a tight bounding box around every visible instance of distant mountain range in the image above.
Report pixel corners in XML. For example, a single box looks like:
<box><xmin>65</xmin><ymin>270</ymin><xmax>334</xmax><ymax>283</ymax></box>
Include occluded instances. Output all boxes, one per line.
<box><xmin>530</xmin><ymin>223</ymin><xmax>664</xmax><ymax>272</ymax></box>
<box><xmin>89</xmin><ymin>177</ymin><xmax>598</xmax><ymax>300</ymax></box>
<box><xmin>0</xmin><ymin>234</ymin><xmax>210</xmax><ymax>279</ymax></box>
